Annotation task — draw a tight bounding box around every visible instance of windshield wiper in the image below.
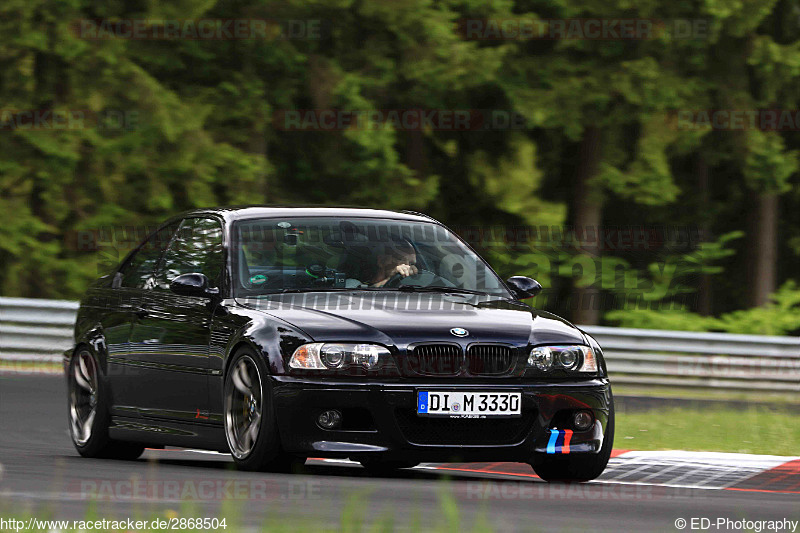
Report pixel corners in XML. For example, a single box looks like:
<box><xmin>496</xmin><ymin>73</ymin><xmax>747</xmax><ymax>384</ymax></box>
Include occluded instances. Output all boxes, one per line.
<box><xmin>271</xmin><ymin>286</ymin><xmax>504</xmax><ymax>297</ymax></box>
<box><xmin>275</xmin><ymin>286</ymin><xmax>400</xmax><ymax>293</ymax></box>
<box><xmin>278</xmin><ymin>287</ymin><xmax>356</xmax><ymax>294</ymax></box>
<box><xmin>394</xmin><ymin>285</ymin><xmax>501</xmax><ymax>297</ymax></box>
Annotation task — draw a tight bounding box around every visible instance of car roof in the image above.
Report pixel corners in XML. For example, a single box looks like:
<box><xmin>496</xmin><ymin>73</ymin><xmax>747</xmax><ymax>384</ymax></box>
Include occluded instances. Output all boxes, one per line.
<box><xmin>176</xmin><ymin>206</ymin><xmax>437</xmax><ymax>224</ymax></box>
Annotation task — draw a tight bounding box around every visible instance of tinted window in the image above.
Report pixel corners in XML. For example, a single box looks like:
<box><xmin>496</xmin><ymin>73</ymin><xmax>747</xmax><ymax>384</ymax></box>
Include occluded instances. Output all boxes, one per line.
<box><xmin>155</xmin><ymin>217</ymin><xmax>224</xmax><ymax>290</ymax></box>
<box><xmin>232</xmin><ymin>217</ymin><xmax>508</xmax><ymax>297</ymax></box>
<box><xmin>119</xmin><ymin>222</ymin><xmax>180</xmax><ymax>289</ymax></box>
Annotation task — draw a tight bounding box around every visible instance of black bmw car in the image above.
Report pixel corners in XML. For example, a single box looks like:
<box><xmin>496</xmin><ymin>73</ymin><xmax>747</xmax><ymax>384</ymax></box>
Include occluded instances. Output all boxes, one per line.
<box><xmin>65</xmin><ymin>207</ymin><xmax>614</xmax><ymax>481</ymax></box>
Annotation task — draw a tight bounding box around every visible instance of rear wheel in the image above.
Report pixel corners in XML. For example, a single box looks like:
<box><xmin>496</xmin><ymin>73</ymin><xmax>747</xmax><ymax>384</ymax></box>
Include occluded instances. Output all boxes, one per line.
<box><xmin>68</xmin><ymin>347</ymin><xmax>145</xmax><ymax>460</ymax></box>
<box><xmin>530</xmin><ymin>401</ymin><xmax>615</xmax><ymax>482</ymax></box>
<box><xmin>224</xmin><ymin>349</ymin><xmax>302</xmax><ymax>472</ymax></box>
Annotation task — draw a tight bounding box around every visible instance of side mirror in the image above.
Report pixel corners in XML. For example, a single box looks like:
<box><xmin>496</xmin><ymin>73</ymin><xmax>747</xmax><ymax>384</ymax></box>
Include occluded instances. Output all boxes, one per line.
<box><xmin>506</xmin><ymin>276</ymin><xmax>542</xmax><ymax>299</ymax></box>
<box><xmin>170</xmin><ymin>273</ymin><xmax>220</xmax><ymax>298</ymax></box>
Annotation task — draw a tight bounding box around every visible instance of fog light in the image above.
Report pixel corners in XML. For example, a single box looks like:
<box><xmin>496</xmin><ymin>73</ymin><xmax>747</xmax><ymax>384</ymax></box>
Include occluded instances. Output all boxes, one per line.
<box><xmin>573</xmin><ymin>410</ymin><xmax>593</xmax><ymax>431</ymax></box>
<box><xmin>317</xmin><ymin>409</ymin><xmax>342</xmax><ymax>430</ymax></box>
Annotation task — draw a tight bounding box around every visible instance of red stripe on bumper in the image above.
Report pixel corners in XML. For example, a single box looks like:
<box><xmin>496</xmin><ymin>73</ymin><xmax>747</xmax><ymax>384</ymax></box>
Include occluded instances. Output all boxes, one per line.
<box><xmin>562</xmin><ymin>429</ymin><xmax>573</xmax><ymax>454</ymax></box>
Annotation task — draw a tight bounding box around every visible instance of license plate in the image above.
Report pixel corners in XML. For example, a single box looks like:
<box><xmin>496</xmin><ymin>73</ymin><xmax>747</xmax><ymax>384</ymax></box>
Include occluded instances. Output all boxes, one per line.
<box><xmin>417</xmin><ymin>391</ymin><xmax>521</xmax><ymax>418</ymax></box>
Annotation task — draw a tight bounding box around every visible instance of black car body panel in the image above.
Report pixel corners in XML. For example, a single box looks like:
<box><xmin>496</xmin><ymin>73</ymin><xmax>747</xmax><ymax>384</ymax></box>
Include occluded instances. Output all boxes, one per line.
<box><xmin>66</xmin><ymin>206</ymin><xmax>612</xmax><ymax>465</ymax></box>
<box><xmin>269</xmin><ymin>377</ymin><xmax>611</xmax><ymax>462</ymax></box>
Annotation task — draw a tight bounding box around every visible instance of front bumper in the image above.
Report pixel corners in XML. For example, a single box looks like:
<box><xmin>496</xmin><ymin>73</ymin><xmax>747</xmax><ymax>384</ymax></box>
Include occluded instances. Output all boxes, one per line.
<box><xmin>271</xmin><ymin>376</ymin><xmax>612</xmax><ymax>463</ymax></box>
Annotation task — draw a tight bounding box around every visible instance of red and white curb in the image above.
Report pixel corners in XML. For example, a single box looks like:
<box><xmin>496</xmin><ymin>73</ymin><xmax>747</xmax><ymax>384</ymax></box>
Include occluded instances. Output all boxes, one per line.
<box><xmin>599</xmin><ymin>451</ymin><xmax>800</xmax><ymax>491</ymax></box>
<box><xmin>308</xmin><ymin>450</ymin><xmax>800</xmax><ymax>493</ymax></box>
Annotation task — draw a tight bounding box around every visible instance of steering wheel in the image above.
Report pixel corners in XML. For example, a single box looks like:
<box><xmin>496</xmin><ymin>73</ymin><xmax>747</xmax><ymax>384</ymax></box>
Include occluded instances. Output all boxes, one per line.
<box><xmin>383</xmin><ymin>269</ymin><xmax>455</xmax><ymax>289</ymax></box>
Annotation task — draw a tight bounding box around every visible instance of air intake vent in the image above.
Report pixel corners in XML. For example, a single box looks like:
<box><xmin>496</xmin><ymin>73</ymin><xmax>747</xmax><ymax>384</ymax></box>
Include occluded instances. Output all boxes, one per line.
<box><xmin>408</xmin><ymin>344</ymin><xmax>463</xmax><ymax>375</ymax></box>
<box><xmin>467</xmin><ymin>345</ymin><xmax>515</xmax><ymax>375</ymax></box>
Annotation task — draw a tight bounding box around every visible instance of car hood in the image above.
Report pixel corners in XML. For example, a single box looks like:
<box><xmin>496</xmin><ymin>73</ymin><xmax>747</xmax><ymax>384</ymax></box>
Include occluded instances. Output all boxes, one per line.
<box><xmin>236</xmin><ymin>292</ymin><xmax>586</xmax><ymax>348</ymax></box>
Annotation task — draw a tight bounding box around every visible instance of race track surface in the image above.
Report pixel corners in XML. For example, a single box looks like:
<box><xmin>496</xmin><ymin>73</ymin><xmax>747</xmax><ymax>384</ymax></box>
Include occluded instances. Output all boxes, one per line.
<box><xmin>1</xmin><ymin>374</ymin><xmax>797</xmax><ymax>532</ymax></box>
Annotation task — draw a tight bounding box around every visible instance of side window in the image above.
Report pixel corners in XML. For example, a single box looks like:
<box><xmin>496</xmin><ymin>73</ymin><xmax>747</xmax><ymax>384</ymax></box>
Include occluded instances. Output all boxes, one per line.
<box><xmin>155</xmin><ymin>217</ymin><xmax>224</xmax><ymax>290</ymax></box>
<box><xmin>118</xmin><ymin>222</ymin><xmax>180</xmax><ymax>289</ymax></box>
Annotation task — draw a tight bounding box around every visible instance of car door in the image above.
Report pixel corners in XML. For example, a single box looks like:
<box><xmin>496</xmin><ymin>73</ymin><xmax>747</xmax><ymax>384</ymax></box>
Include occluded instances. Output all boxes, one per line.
<box><xmin>105</xmin><ymin>221</ymin><xmax>180</xmax><ymax>418</ymax></box>
<box><xmin>128</xmin><ymin>216</ymin><xmax>224</xmax><ymax>423</ymax></box>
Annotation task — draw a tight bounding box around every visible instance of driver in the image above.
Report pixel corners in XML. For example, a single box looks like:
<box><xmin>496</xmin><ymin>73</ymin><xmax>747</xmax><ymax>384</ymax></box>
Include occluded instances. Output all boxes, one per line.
<box><xmin>370</xmin><ymin>239</ymin><xmax>418</xmax><ymax>287</ymax></box>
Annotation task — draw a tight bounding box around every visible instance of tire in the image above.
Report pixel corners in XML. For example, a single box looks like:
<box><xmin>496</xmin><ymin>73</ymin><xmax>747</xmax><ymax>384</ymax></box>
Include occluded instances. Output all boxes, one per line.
<box><xmin>530</xmin><ymin>398</ymin><xmax>615</xmax><ymax>482</ymax></box>
<box><xmin>224</xmin><ymin>348</ymin><xmax>302</xmax><ymax>472</ymax></box>
<box><xmin>67</xmin><ymin>347</ymin><xmax>145</xmax><ymax>460</ymax></box>
<box><xmin>359</xmin><ymin>459</ymin><xmax>419</xmax><ymax>474</ymax></box>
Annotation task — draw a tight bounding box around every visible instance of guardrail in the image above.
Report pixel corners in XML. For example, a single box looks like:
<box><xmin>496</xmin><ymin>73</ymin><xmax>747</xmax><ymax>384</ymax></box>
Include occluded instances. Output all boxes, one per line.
<box><xmin>581</xmin><ymin>326</ymin><xmax>800</xmax><ymax>393</ymax></box>
<box><xmin>0</xmin><ymin>297</ymin><xmax>78</xmax><ymax>362</ymax></box>
<box><xmin>1</xmin><ymin>297</ymin><xmax>799</xmax><ymax>391</ymax></box>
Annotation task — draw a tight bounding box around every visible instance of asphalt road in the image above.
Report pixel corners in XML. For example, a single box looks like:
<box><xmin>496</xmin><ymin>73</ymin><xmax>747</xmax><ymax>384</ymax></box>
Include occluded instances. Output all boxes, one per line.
<box><xmin>0</xmin><ymin>374</ymin><xmax>797</xmax><ymax>532</ymax></box>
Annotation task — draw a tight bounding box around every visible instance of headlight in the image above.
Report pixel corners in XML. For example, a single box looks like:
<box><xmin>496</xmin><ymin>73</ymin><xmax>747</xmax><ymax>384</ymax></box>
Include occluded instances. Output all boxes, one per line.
<box><xmin>289</xmin><ymin>343</ymin><xmax>391</xmax><ymax>370</ymax></box>
<box><xmin>528</xmin><ymin>346</ymin><xmax>553</xmax><ymax>371</ymax></box>
<box><xmin>528</xmin><ymin>345</ymin><xmax>597</xmax><ymax>373</ymax></box>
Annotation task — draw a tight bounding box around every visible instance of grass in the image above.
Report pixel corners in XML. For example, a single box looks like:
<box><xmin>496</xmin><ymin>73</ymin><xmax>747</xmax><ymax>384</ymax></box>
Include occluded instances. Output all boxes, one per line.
<box><xmin>0</xmin><ymin>359</ymin><xmax>62</xmax><ymax>374</ymax></box>
<box><xmin>616</xmin><ymin>406</ymin><xmax>800</xmax><ymax>456</ymax></box>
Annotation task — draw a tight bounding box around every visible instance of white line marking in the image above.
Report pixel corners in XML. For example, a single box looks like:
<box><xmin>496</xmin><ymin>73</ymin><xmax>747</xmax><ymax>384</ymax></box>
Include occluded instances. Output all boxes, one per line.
<box><xmin>602</xmin><ymin>462</ymin><xmax>656</xmax><ymax>481</ymax></box>
<box><xmin>636</xmin><ymin>463</ymin><xmax>683</xmax><ymax>482</ymax></box>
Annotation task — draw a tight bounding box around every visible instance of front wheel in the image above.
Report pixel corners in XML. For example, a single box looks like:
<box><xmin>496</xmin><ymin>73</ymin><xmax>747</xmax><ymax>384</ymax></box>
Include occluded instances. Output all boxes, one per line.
<box><xmin>530</xmin><ymin>402</ymin><xmax>615</xmax><ymax>482</ymax></box>
<box><xmin>224</xmin><ymin>349</ymin><xmax>302</xmax><ymax>472</ymax></box>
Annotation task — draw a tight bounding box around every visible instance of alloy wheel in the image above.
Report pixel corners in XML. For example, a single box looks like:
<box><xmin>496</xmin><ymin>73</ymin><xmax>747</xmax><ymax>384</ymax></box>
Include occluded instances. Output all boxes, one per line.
<box><xmin>69</xmin><ymin>350</ymin><xmax>99</xmax><ymax>446</ymax></box>
<box><xmin>225</xmin><ymin>355</ymin><xmax>264</xmax><ymax>459</ymax></box>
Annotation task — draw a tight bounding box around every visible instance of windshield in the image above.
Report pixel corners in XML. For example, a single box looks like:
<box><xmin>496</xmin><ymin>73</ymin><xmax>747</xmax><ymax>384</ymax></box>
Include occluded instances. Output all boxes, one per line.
<box><xmin>231</xmin><ymin>217</ymin><xmax>510</xmax><ymax>297</ymax></box>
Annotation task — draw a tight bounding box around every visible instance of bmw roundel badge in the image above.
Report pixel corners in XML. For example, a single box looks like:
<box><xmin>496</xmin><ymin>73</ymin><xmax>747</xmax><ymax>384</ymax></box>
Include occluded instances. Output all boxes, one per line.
<box><xmin>450</xmin><ymin>327</ymin><xmax>469</xmax><ymax>337</ymax></box>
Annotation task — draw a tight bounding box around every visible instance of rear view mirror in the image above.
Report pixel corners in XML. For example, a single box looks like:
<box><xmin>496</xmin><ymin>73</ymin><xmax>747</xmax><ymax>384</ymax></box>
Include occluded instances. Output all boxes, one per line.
<box><xmin>506</xmin><ymin>276</ymin><xmax>542</xmax><ymax>299</ymax></box>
